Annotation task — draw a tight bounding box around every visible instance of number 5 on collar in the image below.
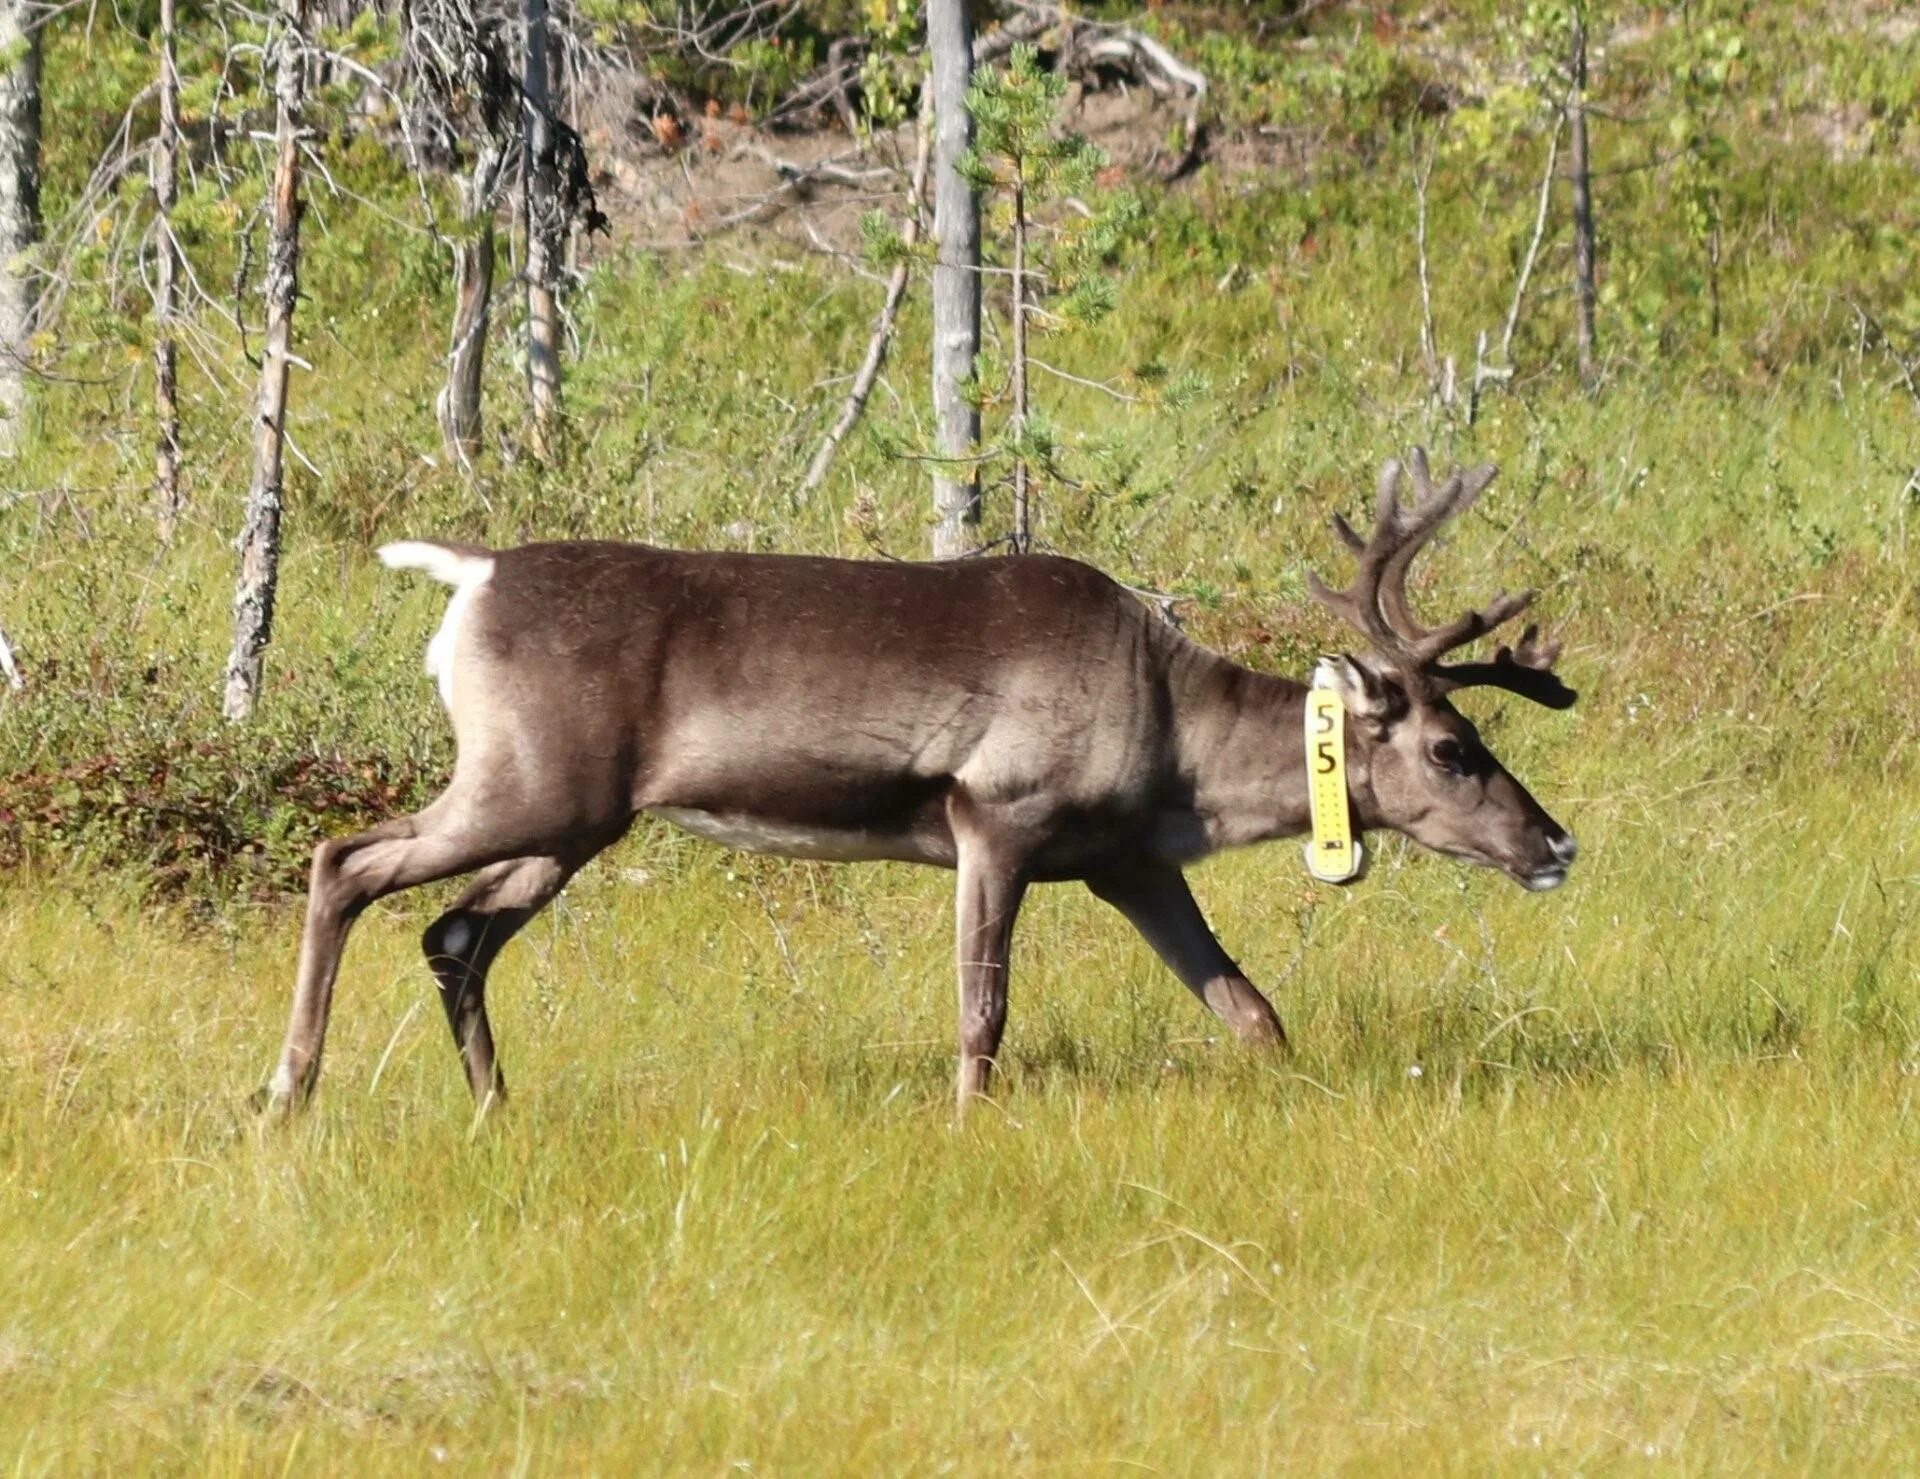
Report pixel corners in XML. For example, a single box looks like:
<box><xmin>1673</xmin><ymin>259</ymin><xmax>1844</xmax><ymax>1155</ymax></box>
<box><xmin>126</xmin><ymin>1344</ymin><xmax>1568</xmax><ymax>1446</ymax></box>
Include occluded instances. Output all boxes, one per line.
<box><xmin>1304</xmin><ymin>687</ymin><xmax>1363</xmax><ymax>883</ymax></box>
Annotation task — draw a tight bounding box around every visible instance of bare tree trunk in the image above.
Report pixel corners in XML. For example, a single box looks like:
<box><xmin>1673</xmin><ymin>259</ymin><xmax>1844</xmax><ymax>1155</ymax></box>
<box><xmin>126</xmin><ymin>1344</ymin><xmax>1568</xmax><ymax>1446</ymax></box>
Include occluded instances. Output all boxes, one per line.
<box><xmin>522</xmin><ymin>0</ymin><xmax>561</xmax><ymax>459</ymax></box>
<box><xmin>929</xmin><ymin>0</ymin><xmax>981</xmax><ymax>559</ymax></box>
<box><xmin>1009</xmin><ymin>174</ymin><xmax>1030</xmax><ymax>553</ymax></box>
<box><xmin>153</xmin><ymin>0</ymin><xmax>183</xmax><ymax>535</ymax></box>
<box><xmin>797</xmin><ymin>91</ymin><xmax>932</xmax><ymax>504</ymax></box>
<box><xmin>437</xmin><ymin>146</ymin><xmax>502</xmax><ymax>467</ymax></box>
<box><xmin>0</xmin><ymin>0</ymin><xmax>41</xmax><ymax>458</ymax></box>
<box><xmin>1568</xmin><ymin>12</ymin><xmax>1598</xmax><ymax>389</ymax></box>
<box><xmin>223</xmin><ymin>0</ymin><xmax>306</xmax><ymax>723</ymax></box>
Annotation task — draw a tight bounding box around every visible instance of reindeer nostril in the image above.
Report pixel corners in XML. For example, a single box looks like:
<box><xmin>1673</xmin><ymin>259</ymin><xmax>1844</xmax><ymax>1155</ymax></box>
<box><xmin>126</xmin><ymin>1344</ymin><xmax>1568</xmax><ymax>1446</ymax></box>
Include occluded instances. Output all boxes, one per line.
<box><xmin>1550</xmin><ymin>832</ymin><xmax>1578</xmax><ymax>865</ymax></box>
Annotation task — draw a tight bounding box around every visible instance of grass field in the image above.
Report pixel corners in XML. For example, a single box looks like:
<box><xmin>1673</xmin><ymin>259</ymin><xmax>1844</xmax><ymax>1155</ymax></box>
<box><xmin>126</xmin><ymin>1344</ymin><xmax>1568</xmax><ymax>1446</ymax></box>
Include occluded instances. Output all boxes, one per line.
<box><xmin>7</xmin><ymin>2</ymin><xmax>1920</xmax><ymax>1469</ymax></box>
<box><xmin>6</xmin><ymin>749</ymin><xmax>1919</xmax><ymax>1470</ymax></box>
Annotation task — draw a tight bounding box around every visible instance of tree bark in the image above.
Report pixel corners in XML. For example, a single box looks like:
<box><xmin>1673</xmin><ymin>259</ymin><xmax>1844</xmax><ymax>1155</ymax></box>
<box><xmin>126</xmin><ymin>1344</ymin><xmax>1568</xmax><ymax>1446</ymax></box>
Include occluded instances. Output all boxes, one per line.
<box><xmin>929</xmin><ymin>0</ymin><xmax>981</xmax><ymax>558</ymax></box>
<box><xmin>1568</xmin><ymin>12</ymin><xmax>1598</xmax><ymax>389</ymax></box>
<box><xmin>522</xmin><ymin>0</ymin><xmax>561</xmax><ymax>459</ymax></box>
<box><xmin>437</xmin><ymin>146</ymin><xmax>502</xmax><ymax>467</ymax></box>
<box><xmin>0</xmin><ymin>0</ymin><xmax>42</xmax><ymax>458</ymax></box>
<box><xmin>223</xmin><ymin>0</ymin><xmax>306</xmax><ymax>723</ymax></box>
<box><xmin>153</xmin><ymin>0</ymin><xmax>183</xmax><ymax>535</ymax></box>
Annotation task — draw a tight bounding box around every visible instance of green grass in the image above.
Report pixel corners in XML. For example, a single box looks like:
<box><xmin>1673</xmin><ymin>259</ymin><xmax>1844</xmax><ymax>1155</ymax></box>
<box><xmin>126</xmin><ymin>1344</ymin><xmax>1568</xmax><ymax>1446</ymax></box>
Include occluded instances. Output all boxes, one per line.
<box><xmin>4</xmin><ymin>776</ymin><xmax>1919</xmax><ymax>1470</ymax></box>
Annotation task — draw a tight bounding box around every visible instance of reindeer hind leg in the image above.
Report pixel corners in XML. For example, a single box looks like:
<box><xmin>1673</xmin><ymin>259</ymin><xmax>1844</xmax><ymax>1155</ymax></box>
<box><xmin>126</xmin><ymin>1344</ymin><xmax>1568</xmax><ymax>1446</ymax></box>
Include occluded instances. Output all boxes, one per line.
<box><xmin>422</xmin><ymin>854</ymin><xmax>582</xmax><ymax>1109</ymax></box>
<box><xmin>260</xmin><ymin>802</ymin><xmax>544</xmax><ymax>1113</ymax></box>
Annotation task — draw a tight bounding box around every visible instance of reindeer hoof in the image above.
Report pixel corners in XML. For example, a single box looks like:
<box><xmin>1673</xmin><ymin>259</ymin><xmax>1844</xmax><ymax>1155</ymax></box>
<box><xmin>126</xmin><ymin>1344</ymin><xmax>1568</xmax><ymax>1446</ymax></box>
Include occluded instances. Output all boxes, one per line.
<box><xmin>1234</xmin><ymin>1014</ymin><xmax>1289</xmax><ymax>1049</ymax></box>
<box><xmin>248</xmin><ymin>1083</ymin><xmax>298</xmax><ymax>1117</ymax></box>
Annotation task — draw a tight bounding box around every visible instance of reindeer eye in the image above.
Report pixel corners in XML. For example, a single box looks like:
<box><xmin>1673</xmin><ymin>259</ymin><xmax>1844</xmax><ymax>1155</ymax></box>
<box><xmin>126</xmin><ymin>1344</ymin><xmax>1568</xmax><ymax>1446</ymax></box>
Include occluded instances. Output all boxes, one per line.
<box><xmin>1429</xmin><ymin>738</ymin><xmax>1469</xmax><ymax>775</ymax></box>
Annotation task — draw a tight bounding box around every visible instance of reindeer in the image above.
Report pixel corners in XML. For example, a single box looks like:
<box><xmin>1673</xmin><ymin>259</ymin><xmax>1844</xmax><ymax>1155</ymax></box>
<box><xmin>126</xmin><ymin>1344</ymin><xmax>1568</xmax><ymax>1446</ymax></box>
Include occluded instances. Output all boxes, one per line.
<box><xmin>259</xmin><ymin>450</ymin><xmax>1577</xmax><ymax>1116</ymax></box>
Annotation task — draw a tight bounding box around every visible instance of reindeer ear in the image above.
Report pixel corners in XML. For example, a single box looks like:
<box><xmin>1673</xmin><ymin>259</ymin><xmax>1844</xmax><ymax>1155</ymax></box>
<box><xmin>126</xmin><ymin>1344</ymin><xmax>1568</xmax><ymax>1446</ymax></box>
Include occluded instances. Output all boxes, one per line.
<box><xmin>1311</xmin><ymin>654</ymin><xmax>1406</xmax><ymax>735</ymax></box>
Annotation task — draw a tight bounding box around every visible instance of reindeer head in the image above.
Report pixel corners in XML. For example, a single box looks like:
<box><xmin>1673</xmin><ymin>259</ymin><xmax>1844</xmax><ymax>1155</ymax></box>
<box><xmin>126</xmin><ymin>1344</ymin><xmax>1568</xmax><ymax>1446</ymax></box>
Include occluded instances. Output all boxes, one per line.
<box><xmin>1308</xmin><ymin>450</ymin><xmax>1578</xmax><ymax>891</ymax></box>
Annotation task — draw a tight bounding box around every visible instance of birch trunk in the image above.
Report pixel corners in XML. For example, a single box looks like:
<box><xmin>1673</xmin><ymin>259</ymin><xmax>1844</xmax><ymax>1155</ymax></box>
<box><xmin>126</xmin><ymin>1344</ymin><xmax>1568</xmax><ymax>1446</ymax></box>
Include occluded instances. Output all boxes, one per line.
<box><xmin>223</xmin><ymin>0</ymin><xmax>306</xmax><ymax>723</ymax></box>
<box><xmin>1568</xmin><ymin>13</ymin><xmax>1598</xmax><ymax>388</ymax></box>
<box><xmin>153</xmin><ymin>0</ymin><xmax>183</xmax><ymax>534</ymax></box>
<box><xmin>928</xmin><ymin>0</ymin><xmax>981</xmax><ymax>558</ymax></box>
<box><xmin>522</xmin><ymin>0</ymin><xmax>561</xmax><ymax>458</ymax></box>
<box><xmin>0</xmin><ymin>0</ymin><xmax>41</xmax><ymax>458</ymax></box>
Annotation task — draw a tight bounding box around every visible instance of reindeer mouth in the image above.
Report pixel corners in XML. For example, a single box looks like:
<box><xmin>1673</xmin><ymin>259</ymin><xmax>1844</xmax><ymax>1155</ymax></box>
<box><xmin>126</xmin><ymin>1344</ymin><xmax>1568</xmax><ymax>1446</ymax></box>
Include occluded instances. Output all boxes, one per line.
<box><xmin>1519</xmin><ymin>866</ymin><xmax>1569</xmax><ymax>892</ymax></box>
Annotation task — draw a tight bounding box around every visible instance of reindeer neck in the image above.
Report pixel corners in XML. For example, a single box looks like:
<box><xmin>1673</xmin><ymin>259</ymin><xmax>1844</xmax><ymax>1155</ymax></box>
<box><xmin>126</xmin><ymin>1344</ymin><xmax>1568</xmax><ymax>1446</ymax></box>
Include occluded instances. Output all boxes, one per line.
<box><xmin>1164</xmin><ymin>637</ymin><xmax>1340</xmax><ymax>854</ymax></box>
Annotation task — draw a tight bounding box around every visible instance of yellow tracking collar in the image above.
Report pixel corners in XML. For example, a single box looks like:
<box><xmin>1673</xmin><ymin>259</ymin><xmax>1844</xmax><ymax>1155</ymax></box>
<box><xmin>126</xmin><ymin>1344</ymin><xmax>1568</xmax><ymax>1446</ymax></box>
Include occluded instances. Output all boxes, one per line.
<box><xmin>1304</xmin><ymin>687</ymin><xmax>1363</xmax><ymax>884</ymax></box>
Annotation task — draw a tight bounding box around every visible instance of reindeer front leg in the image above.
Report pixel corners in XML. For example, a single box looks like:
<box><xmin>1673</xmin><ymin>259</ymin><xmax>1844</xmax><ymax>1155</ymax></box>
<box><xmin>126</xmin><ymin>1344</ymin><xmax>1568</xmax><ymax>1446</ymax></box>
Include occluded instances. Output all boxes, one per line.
<box><xmin>1087</xmin><ymin>861</ymin><xmax>1287</xmax><ymax>1046</ymax></box>
<box><xmin>951</xmin><ymin>834</ymin><xmax>1030</xmax><ymax>1114</ymax></box>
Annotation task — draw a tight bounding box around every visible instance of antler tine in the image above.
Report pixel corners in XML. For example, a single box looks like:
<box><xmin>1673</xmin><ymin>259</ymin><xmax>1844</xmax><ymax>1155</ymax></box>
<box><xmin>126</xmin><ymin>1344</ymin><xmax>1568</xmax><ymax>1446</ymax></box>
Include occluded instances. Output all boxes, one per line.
<box><xmin>1377</xmin><ymin>459</ymin><xmax>1503</xmax><ymax>652</ymax></box>
<box><xmin>1309</xmin><ymin>452</ymin><xmax>1533</xmax><ymax>685</ymax></box>
<box><xmin>1373</xmin><ymin>457</ymin><xmax>1406</xmax><ymax>536</ymax></box>
<box><xmin>1430</xmin><ymin>622</ymin><xmax>1577</xmax><ymax>710</ymax></box>
<box><xmin>1310</xmin><ymin>456</ymin><xmax>1416</xmax><ymax>662</ymax></box>
<box><xmin>1405</xmin><ymin>446</ymin><xmax>1434</xmax><ymax>503</ymax></box>
<box><xmin>1407</xmin><ymin>588</ymin><xmax>1534</xmax><ymax>666</ymax></box>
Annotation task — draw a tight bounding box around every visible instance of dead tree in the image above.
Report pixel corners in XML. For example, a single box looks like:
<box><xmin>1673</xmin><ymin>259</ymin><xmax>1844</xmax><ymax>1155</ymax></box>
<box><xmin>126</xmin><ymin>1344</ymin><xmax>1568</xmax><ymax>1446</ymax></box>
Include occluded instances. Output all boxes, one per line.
<box><xmin>408</xmin><ymin>0</ymin><xmax>516</xmax><ymax>467</ymax></box>
<box><xmin>929</xmin><ymin>0</ymin><xmax>981</xmax><ymax>558</ymax></box>
<box><xmin>0</xmin><ymin>0</ymin><xmax>41</xmax><ymax>458</ymax></box>
<box><xmin>522</xmin><ymin>0</ymin><xmax>562</xmax><ymax>458</ymax></box>
<box><xmin>153</xmin><ymin>0</ymin><xmax>184</xmax><ymax>534</ymax></box>
<box><xmin>1568</xmin><ymin>10</ymin><xmax>1598</xmax><ymax>388</ymax></box>
<box><xmin>223</xmin><ymin>0</ymin><xmax>308</xmax><ymax>723</ymax></box>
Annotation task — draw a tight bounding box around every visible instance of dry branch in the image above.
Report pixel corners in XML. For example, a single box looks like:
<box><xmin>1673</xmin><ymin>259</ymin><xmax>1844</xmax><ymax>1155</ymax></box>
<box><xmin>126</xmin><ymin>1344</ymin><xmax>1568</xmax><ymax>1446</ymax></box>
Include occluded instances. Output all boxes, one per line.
<box><xmin>998</xmin><ymin>2</ymin><xmax>1209</xmax><ymax>178</ymax></box>
<box><xmin>796</xmin><ymin>89</ymin><xmax>932</xmax><ymax>504</ymax></box>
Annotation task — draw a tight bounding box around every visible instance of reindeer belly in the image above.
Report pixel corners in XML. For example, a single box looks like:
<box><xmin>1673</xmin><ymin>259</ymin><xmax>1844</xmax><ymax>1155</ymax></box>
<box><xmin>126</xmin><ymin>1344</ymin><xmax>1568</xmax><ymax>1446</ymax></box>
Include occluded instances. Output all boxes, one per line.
<box><xmin>649</xmin><ymin>806</ymin><xmax>949</xmax><ymax>864</ymax></box>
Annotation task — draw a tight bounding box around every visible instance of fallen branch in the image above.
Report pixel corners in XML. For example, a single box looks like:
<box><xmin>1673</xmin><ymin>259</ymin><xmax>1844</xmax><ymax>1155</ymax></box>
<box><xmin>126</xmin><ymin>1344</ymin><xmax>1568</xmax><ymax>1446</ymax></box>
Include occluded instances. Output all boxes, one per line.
<box><xmin>796</xmin><ymin>87</ymin><xmax>933</xmax><ymax>504</ymax></box>
<box><xmin>1003</xmin><ymin>2</ymin><xmax>1209</xmax><ymax>178</ymax></box>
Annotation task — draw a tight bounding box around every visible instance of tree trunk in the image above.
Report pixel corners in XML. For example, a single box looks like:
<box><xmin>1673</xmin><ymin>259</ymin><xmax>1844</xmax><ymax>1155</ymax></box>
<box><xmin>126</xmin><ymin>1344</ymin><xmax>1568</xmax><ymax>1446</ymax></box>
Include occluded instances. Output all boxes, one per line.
<box><xmin>437</xmin><ymin>148</ymin><xmax>501</xmax><ymax>467</ymax></box>
<box><xmin>1009</xmin><ymin>174</ymin><xmax>1030</xmax><ymax>554</ymax></box>
<box><xmin>0</xmin><ymin>0</ymin><xmax>42</xmax><ymax>458</ymax></box>
<box><xmin>928</xmin><ymin>0</ymin><xmax>981</xmax><ymax>558</ymax></box>
<box><xmin>522</xmin><ymin>0</ymin><xmax>561</xmax><ymax>459</ymax></box>
<box><xmin>1568</xmin><ymin>12</ymin><xmax>1598</xmax><ymax>389</ymax></box>
<box><xmin>153</xmin><ymin>0</ymin><xmax>183</xmax><ymax>535</ymax></box>
<box><xmin>223</xmin><ymin>0</ymin><xmax>306</xmax><ymax>723</ymax></box>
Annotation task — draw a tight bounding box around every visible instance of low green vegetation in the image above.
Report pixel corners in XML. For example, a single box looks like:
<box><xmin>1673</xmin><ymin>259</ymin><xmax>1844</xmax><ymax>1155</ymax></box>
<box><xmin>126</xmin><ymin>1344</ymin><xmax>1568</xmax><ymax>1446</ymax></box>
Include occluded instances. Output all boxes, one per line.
<box><xmin>3</xmin><ymin>2</ymin><xmax>1917</xmax><ymax>1470</ymax></box>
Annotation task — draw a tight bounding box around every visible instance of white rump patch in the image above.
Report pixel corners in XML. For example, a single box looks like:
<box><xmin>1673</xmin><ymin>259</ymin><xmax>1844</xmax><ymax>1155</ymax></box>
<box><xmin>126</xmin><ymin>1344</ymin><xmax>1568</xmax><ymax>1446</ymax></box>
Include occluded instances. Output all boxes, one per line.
<box><xmin>377</xmin><ymin>541</ymin><xmax>496</xmax><ymax>711</ymax></box>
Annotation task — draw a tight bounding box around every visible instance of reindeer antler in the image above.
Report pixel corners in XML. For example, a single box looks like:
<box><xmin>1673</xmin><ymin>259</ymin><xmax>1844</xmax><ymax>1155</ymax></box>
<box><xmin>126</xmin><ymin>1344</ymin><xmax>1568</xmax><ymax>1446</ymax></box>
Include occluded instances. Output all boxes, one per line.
<box><xmin>1308</xmin><ymin>450</ymin><xmax>1575</xmax><ymax>708</ymax></box>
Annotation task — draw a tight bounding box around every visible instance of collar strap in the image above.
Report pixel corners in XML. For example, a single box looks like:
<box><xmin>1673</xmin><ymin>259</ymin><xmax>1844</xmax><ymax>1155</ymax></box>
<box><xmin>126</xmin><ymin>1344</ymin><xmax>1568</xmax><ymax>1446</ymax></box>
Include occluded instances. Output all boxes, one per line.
<box><xmin>1303</xmin><ymin>687</ymin><xmax>1363</xmax><ymax>884</ymax></box>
